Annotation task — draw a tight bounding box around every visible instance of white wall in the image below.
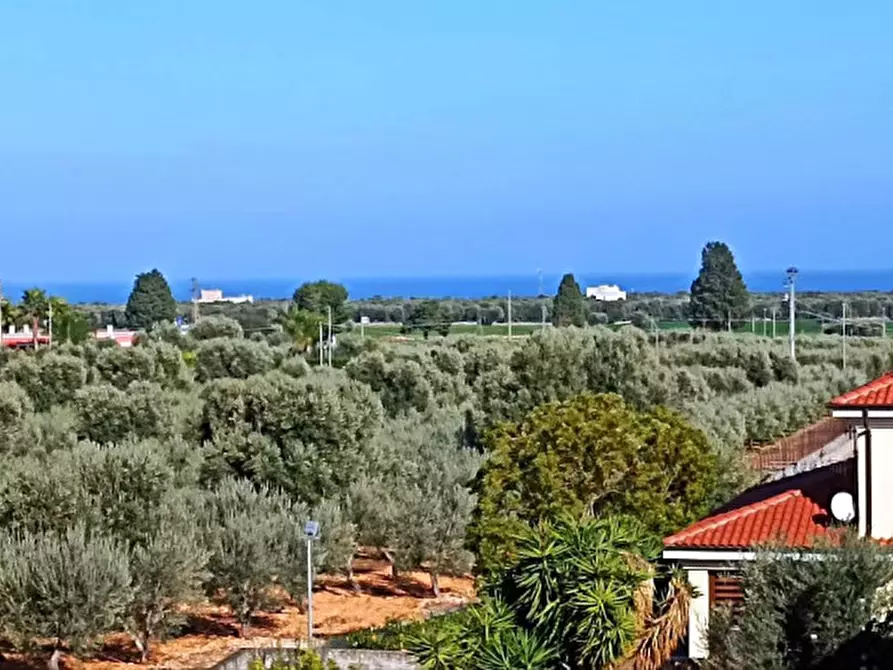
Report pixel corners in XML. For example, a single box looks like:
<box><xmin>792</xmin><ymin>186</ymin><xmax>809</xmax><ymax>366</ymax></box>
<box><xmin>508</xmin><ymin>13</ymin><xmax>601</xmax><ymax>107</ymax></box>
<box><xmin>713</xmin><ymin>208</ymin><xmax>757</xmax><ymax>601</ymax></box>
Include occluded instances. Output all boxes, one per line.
<box><xmin>687</xmin><ymin>569</ymin><xmax>710</xmax><ymax>659</ymax></box>
<box><xmin>869</xmin><ymin>427</ymin><xmax>893</xmax><ymax>539</ymax></box>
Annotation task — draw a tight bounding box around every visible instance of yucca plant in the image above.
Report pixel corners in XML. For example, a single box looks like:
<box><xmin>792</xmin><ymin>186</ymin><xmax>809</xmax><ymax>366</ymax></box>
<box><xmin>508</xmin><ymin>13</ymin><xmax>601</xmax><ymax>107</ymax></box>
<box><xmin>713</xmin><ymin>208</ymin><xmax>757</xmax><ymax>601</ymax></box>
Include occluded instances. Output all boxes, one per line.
<box><xmin>484</xmin><ymin>514</ymin><xmax>660</xmax><ymax>669</ymax></box>
<box><xmin>477</xmin><ymin>628</ymin><xmax>557</xmax><ymax>670</ymax></box>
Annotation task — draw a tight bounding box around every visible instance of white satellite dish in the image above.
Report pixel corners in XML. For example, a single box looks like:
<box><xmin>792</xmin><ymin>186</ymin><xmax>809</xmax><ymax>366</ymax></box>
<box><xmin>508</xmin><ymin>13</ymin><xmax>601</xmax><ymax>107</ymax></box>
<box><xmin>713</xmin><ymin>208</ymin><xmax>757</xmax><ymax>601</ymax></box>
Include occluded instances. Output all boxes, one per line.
<box><xmin>830</xmin><ymin>492</ymin><xmax>855</xmax><ymax>523</ymax></box>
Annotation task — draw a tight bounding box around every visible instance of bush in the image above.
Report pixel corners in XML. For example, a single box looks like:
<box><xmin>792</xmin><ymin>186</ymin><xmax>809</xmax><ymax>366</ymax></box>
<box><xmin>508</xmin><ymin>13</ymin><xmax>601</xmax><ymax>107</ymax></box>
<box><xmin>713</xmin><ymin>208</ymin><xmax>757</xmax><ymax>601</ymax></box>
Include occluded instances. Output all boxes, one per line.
<box><xmin>0</xmin><ymin>526</ymin><xmax>131</xmax><ymax>652</ymax></box>
<box><xmin>189</xmin><ymin>316</ymin><xmax>244</xmax><ymax>341</ymax></box>
<box><xmin>195</xmin><ymin>338</ymin><xmax>276</xmax><ymax>382</ymax></box>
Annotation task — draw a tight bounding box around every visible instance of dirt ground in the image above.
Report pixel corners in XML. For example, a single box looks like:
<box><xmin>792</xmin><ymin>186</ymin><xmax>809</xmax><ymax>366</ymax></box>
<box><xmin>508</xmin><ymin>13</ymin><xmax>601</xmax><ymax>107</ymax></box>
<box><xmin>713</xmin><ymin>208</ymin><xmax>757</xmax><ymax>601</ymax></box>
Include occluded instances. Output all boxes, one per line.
<box><xmin>0</xmin><ymin>557</ymin><xmax>475</xmax><ymax>670</ymax></box>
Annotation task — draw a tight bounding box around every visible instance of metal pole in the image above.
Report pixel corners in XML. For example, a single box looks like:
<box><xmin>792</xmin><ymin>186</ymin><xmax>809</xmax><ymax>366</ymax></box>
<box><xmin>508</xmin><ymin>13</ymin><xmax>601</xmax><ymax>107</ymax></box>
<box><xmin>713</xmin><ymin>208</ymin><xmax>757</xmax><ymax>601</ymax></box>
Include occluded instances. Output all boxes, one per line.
<box><xmin>788</xmin><ymin>272</ymin><xmax>797</xmax><ymax>362</ymax></box>
<box><xmin>48</xmin><ymin>300</ymin><xmax>53</xmax><ymax>347</ymax></box>
<box><xmin>772</xmin><ymin>307</ymin><xmax>777</xmax><ymax>339</ymax></box>
<box><xmin>318</xmin><ymin>322</ymin><xmax>323</xmax><ymax>366</ymax></box>
<box><xmin>763</xmin><ymin>308</ymin><xmax>767</xmax><ymax>336</ymax></box>
<box><xmin>751</xmin><ymin>314</ymin><xmax>755</xmax><ymax>334</ymax></box>
<box><xmin>306</xmin><ymin>537</ymin><xmax>313</xmax><ymax>643</ymax></box>
<box><xmin>842</xmin><ymin>301</ymin><xmax>847</xmax><ymax>372</ymax></box>
<box><xmin>507</xmin><ymin>291</ymin><xmax>512</xmax><ymax>339</ymax></box>
<box><xmin>327</xmin><ymin>306</ymin><xmax>333</xmax><ymax>367</ymax></box>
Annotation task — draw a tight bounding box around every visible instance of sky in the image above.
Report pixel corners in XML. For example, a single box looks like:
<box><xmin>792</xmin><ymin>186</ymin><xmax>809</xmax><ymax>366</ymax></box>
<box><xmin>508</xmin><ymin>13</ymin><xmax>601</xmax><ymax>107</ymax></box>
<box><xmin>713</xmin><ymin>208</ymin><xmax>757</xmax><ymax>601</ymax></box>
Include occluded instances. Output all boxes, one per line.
<box><xmin>1</xmin><ymin>1</ymin><xmax>892</xmax><ymax>283</ymax></box>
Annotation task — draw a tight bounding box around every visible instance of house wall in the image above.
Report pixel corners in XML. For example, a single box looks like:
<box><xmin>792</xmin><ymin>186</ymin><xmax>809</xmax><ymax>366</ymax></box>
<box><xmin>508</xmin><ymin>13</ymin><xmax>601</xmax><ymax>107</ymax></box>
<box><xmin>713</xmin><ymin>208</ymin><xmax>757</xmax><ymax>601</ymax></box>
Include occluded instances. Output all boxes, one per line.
<box><xmin>870</xmin><ymin>427</ymin><xmax>893</xmax><ymax>539</ymax></box>
<box><xmin>687</xmin><ymin>569</ymin><xmax>710</xmax><ymax>659</ymax></box>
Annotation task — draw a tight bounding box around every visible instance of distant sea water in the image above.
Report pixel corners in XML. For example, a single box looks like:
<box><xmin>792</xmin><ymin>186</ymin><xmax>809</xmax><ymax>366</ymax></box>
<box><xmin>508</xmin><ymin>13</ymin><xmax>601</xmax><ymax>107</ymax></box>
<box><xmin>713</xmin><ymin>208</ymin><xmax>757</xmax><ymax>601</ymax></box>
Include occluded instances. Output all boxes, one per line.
<box><xmin>6</xmin><ymin>270</ymin><xmax>893</xmax><ymax>304</ymax></box>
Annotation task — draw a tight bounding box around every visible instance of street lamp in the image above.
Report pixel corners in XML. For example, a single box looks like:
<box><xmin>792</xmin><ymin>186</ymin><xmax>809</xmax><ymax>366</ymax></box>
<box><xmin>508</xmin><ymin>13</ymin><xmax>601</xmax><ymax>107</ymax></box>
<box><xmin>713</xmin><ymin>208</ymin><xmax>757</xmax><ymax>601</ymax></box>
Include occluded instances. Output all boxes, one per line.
<box><xmin>304</xmin><ymin>520</ymin><xmax>320</xmax><ymax>644</ymax></box>
<box><xmin>785</xmin><ymin>267</ymin><xmax>799</xmax><ymax>361</ymax></box>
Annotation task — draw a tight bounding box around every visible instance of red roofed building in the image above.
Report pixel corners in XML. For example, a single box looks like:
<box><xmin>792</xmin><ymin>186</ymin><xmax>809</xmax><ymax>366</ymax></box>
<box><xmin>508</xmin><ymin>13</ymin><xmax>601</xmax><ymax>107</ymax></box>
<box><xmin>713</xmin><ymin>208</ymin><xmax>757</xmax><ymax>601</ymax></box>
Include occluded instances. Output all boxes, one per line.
<box><xmin>664</xmin><ymin>373</ymin><xmax>893</xmax><ymax>659</ymax></box>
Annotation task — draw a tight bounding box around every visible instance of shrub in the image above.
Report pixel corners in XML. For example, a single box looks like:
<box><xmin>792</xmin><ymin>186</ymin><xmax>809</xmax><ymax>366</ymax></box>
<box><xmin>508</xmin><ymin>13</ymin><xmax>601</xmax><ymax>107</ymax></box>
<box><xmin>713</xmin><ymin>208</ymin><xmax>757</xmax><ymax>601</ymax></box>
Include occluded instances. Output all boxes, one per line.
<box><xmin>0</xmin><ymin>526</ymin><xmax>131</xmax><ymax>652</ymax></box>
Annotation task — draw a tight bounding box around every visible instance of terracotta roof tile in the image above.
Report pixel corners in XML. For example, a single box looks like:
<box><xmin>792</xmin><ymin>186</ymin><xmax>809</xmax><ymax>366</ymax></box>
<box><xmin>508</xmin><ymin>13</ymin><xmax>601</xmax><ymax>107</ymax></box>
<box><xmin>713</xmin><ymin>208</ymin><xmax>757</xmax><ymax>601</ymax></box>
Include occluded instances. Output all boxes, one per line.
<box><xmin>830</xmin><ymin>371</ymin><xmax>893</xmax><ymax>408</ymax></box>
<box><xmin>664</xmin><ymin>461</ymin><xmax>852</xmax><ymax>550</ymax></box>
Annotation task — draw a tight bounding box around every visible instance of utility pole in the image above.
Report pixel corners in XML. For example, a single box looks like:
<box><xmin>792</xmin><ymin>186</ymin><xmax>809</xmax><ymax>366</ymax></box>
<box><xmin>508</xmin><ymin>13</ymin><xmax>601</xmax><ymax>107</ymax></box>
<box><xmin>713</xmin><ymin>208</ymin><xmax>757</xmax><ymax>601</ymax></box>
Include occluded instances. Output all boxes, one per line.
<box><xmin>772</xmin><ymin>307</ymin><xmax>777</xmax><ymax>339</ymax></box>
<box><xmin>507</xmin><ymin>291</ymin><xmax>512</xmax><ymax>339</ymax></box>
<box><xmin>318</xmin><ymin>322</ymin><xmax>324</xmax><ymax>366</ymax></box>
<box><xmin>327</xmin><ymin>306</ymin><xmax>333</xmax><ymax>367</ymax></box>
<box><xmin>303</xmin><ymin>521</ymin><xmax>320</xmax><ymax>645</ymax></box>
<box><xmin>786</xmin><ymin>267</ymin><xmax>798</xmax><ymax>362</ymax></box>
<box><xmin>538</xmin><ymin>269</ymin><xmax>547</xmax><ymax>330</ymax></box>
<box><xmin>48</xmin><ymin>300</ymin><xmax>53</xmax><ymax>347</ymax></box>
<box><xmin>842</xmin><ymin>301</ymin><xmax>847</xmax><ymax>372</ymax></box>
<box><xmin>763</xmin><ymin>308</ymin><xmax>767</xmax><ymax>336</ymax></box>
<box><xmin>191</xmin><ymin>278</ymin><xmax>200</xmax><ymax>325</ymax></box>
<box><xmin>0</xmin><ymin>279</ymin><xmax>5</xmax><ymax>348</ymax></box>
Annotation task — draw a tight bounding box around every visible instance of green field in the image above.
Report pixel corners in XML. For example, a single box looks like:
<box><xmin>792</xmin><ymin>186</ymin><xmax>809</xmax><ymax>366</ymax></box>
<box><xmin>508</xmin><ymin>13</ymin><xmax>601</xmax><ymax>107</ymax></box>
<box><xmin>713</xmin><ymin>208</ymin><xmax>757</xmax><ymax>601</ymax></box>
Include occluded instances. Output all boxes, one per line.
<box><xmin>359</xmin><ymin>322</ymin><xmax>545</xmax><ymax>339</ymax></box>
<box><xmin>357</xmin><ymin>316</ymin><xmax>892</xmax><ymax>340</ymax></box>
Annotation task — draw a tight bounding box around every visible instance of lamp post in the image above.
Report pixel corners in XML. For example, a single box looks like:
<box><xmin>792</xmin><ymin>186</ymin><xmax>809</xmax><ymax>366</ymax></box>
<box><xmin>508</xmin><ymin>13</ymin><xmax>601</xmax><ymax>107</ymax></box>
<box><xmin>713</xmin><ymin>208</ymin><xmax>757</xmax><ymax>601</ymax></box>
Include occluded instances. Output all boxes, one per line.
<box><xmin>304</xmin><ymin>520</ymin><xmax>320</xmax><ymax>645</ymax></box>
<box><xmin>786</xmin><ymin>267</ymin><xmax>798</xmax><ymax>362</ymax></box>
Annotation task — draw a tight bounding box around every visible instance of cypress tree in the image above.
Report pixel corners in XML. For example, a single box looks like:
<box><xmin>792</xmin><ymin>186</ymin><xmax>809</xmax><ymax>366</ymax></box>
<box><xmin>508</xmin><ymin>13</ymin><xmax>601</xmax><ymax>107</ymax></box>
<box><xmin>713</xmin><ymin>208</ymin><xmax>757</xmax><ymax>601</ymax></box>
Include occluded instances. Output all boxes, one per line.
<box><xmin>125</xmin><ymin>269</ymin><xmax>177</xmax><ymax>330</ymax></box>
<box><xmin>689</xmin><ymin>242</ymin><xmax>750</xmax><ymax>330</ymax></box>
<box><xmin>551</xmin><ymin>273</ymin><xmax>587</xmax><ymax>327</ymax></box>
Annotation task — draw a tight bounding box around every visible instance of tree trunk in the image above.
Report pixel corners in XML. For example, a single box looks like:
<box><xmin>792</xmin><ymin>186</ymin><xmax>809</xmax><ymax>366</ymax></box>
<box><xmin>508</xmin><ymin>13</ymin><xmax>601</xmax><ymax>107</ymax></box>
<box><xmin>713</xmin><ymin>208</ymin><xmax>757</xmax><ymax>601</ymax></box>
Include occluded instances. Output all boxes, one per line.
<box><xmin>32</xmin><ymin>317</ymin><xmax>39</xmax><ymax>350</ymax></box>
<box><xmin>382</xmin><ymin>549</ymin><xmax>399</xmax><ymax>580</ymax></box>
<box><xmin>429</xmin><ymin>571</ymin><xmax>440</xmax><ymax>598</ymax></box>
<box><xmin>346</xmin><ymin>555</ymin><xmax>360</xmax><ymax>593</ymax></box>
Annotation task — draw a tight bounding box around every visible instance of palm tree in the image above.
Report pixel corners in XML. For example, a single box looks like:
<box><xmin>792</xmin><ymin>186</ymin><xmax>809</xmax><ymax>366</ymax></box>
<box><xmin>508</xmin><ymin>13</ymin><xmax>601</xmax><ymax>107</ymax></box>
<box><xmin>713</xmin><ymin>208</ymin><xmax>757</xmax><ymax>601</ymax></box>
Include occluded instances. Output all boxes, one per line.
<box><xmin>279</xmin><ymin>306</ymin><xmax>322</xmax><ymax>352</ymax></box>
<box><xmin>20</xmin><ymin>288</ymin><xmax>48</xmax><ymax>349</ymax></box>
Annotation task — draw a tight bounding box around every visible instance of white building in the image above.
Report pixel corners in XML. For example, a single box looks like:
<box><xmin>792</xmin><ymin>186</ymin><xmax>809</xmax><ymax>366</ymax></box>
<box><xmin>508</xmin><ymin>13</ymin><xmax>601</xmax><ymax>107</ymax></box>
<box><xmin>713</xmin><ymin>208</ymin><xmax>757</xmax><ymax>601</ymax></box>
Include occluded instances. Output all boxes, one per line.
<box><xmin>196</xmin><ymin>289</ymin><xmax>254</xmax><ymax>304</ymax></box>
<box><xmin>663</xmin><ymin>373</ymin><xmax>893</xmax><ymax>660</ymax></box>
<box><xmin>585</xmin><ymin>284</ymin><xmax>627</xmax><ymax>301</ymax></box>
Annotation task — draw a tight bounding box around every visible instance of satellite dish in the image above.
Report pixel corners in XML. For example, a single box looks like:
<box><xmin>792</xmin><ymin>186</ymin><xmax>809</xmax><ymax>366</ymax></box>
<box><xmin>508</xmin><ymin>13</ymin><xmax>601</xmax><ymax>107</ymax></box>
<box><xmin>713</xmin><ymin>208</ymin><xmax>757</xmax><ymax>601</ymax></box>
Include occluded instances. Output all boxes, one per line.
<box><xmin>830</xmin><ymin>492</ymin><xmax>855</xmax><ymax>523</ymax></box>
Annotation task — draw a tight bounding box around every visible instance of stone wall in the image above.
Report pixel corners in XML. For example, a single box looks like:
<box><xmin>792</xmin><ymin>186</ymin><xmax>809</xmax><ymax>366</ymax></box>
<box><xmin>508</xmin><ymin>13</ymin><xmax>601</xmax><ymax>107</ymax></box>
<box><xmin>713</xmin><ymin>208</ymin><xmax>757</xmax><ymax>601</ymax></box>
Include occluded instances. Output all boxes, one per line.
<box><xmin>212</xmin><ymin>647</ymin><xmax>418</xmax><ymax>670</ymax></box>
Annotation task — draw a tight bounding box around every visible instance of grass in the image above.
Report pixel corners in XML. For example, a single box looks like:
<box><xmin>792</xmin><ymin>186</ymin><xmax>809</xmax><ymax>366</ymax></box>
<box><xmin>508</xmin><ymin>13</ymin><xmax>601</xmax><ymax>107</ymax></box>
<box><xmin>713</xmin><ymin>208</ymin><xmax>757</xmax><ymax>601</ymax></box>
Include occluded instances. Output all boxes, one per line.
<box><xmin>358</xmin><ymin>323</ymin><xmax>546</xmax><ymax>340</ymax></box>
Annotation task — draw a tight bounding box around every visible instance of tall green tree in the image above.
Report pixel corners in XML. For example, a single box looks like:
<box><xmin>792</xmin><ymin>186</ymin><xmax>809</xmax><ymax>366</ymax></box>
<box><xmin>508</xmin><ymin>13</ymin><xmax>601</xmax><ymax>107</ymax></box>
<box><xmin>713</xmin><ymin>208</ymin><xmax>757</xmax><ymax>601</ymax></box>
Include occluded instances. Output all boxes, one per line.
<box><xmin>280</xmin><ymin>306</ymin><xmax>323</xmax><ymax>351</ymax></box>
<box><xmin>293</xmin><ymin>280</ymin><xmax>348</xmax><ymax>323</ymax></box>
<box><xmin>20</xmin><ymin>288</ymin><xmax>48</xmax><ymax>348</ymax></box>
<box><xmin>688</xmin><ymin>241</ymin><xmax>750</xmax><ymax>330</ymax></box>
<box><xmin>551</xmin><ymin>273</ymin><xmax>586</xmax><ymax>327</ymax></box>
<box><xmin>126</xmin><ymin>270</ymin><xmax>177</xmax><ymax>330</ymax></box>
<box><xmin>468</xmin><ymin>393</ymin><xmax>720</xmax><ymax>576</ymax></box>
<box><xmin>404</xmin><ymin>300</ymin><xmax>449</xmax><ymax>338</ymax></box>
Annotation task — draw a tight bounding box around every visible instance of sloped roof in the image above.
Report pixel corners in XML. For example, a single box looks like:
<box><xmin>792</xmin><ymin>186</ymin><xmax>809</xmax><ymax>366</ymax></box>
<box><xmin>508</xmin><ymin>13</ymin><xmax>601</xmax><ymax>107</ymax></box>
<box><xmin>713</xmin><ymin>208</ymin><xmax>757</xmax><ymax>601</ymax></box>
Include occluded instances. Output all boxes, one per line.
<box><xmin>664</xmin><ymin>461</ymin><xmax>852</xmax><ymax>550</ymax></box>
<box><xmin>830</xmin><ymin>372</ymin><xmax>893</xmax><ymax>408</ymax></box>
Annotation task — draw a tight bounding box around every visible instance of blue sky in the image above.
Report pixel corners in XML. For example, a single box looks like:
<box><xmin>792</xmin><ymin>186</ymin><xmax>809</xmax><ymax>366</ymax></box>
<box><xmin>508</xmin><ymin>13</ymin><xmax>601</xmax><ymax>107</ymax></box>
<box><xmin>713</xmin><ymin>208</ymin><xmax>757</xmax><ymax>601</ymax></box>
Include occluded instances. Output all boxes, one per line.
<box><xmin>1</xmin><ymin>2</ymin><xmax>891</xmax><ymax>282</ymax></box>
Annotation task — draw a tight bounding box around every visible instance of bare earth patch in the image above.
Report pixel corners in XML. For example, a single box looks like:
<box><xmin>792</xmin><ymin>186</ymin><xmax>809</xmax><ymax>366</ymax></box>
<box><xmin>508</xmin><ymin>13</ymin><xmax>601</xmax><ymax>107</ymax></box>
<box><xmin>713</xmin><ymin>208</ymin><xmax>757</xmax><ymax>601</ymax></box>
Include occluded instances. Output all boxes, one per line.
<box><xmin>0</xmin><ymin>558</ymin><xmax>474</xmax><ymax>670</ymax></box>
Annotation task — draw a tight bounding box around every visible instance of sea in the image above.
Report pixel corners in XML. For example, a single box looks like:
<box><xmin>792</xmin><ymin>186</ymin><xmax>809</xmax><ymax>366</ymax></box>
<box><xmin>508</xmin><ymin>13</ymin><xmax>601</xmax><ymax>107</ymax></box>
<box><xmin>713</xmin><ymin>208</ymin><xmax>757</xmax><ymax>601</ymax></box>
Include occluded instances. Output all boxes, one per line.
<box><xmin>5</xmin><ymin>270</ymin><xmax>893</xmax><ymax>304</ymax></box>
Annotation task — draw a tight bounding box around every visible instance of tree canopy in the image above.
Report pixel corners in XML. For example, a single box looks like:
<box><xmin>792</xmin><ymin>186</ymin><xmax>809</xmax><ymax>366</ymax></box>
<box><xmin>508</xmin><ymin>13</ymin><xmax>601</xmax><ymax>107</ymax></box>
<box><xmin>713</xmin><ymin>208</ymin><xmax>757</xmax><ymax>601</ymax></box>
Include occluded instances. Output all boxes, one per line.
<box><xmin>706</xmin><ymin>534</ymin><xmax>893</xmax><ymax>669</ymax></box>
<box><xmin>469</xmin><ymin>392</ymin><xmax>720</xmax><ymax>576</ymax></box>
<box><xmin>689</xmin><ymin>241</ymin><xmax>750</xmax><ymax>329</ymax></box>
<box><xmin>126</xmin><ymin>270</ymin><xmax>177</xmax><ymax>330</ymax></box>
<box><xmin>292</xmin><ymin>280</ymin><xmax>348</xmax><ymax>323</ymax></box>
<box><xmin>552</xmin><ymin>273</ymin><xmax>586</xmax><ymax>327</ymax></box>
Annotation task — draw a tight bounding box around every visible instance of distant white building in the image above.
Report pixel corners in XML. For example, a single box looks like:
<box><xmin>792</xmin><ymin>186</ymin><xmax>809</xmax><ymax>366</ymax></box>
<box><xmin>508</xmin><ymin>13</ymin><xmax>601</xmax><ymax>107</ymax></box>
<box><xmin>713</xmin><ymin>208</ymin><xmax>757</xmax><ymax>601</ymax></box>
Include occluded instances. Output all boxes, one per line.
<box><xmin>196</xmin><ymin>289</ymin><xmax>254</xmax><ymax>305</ymax></box>
<box><xmin>586</xmin><ymin>284</ymin><xmax>627</xmax><ymax>301</ymax></box>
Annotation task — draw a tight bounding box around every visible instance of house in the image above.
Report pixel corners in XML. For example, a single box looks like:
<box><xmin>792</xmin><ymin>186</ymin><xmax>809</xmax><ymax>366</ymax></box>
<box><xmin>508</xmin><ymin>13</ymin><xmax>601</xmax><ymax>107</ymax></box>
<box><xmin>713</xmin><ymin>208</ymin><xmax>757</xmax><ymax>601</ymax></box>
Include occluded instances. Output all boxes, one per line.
<box><xmin>585</xmin><ymin>284</ymin><xmax>627</xmax><ymax>301</ymax></box>
<box><xmin>94</xmin><ymin>326</ymin><xmax>138</xmax><ymax>347</ymax></box>
<box><xmin>662</xmin><ymin>372</ymin><xmax>893</xmax><ymax>659</ymax></box>
<box><xmin>196</xmin><ymin>289</ymin><xmax>254</xmax><ymax>304</ymax></box>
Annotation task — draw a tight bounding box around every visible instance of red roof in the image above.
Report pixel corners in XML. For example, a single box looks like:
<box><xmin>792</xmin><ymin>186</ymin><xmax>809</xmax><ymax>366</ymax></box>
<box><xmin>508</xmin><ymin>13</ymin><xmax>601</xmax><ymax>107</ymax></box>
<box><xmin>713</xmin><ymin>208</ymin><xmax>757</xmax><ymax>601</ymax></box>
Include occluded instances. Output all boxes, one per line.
<box><xmin>664</xmin><ymin>461</ymin><xmax>852</xmax><ymax>550</ymax></box>
<box><xmin>830</xmin><ymin>371</ymin><xmax>893</xmax><ymax>408</ymax></box>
